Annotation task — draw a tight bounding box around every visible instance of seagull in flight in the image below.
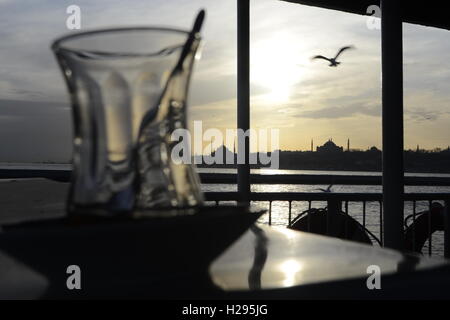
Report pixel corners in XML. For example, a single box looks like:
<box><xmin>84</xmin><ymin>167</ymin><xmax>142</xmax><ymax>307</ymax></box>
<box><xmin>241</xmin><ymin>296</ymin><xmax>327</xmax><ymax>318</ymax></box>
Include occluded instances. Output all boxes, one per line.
<box><xmin>312</xmin><ymin>46</ymin><xmax>355</xmax><ymax>67</ymax></box>
<box><xmin>315</xmin><ymin>184</ymin><xmax>334</xmax><ymax>193</ymax></box>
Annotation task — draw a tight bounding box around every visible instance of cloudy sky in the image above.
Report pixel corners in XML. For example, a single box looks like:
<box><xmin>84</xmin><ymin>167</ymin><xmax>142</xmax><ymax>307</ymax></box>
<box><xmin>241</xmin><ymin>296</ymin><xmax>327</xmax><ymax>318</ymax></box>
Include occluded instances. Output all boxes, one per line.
<box><xmin>0</xmin><ymin>0</ymin><xmax>449</xmax><ymax>162</ymax></box>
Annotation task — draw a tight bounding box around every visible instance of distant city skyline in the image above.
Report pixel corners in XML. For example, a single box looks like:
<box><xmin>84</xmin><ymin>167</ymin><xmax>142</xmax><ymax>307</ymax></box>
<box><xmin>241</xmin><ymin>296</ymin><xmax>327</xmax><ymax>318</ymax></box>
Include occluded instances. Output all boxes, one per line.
<box><xmin>193</xmin><ymin>138</ymin><xmax>449</xmax><ymax>156</ymax></box>
<box><xmin>194</xmin><ymin>141</ymin><xmax>450</xmax><ymax>173</ymax></box>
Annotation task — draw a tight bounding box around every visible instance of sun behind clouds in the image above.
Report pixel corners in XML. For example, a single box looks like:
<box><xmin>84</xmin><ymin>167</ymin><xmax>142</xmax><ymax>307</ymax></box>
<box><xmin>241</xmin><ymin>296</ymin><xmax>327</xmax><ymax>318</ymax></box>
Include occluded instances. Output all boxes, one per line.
<box><xmin>251</xmin><ymin>33</ymin><xmax>306</xmax><ymax>104</ymax></box>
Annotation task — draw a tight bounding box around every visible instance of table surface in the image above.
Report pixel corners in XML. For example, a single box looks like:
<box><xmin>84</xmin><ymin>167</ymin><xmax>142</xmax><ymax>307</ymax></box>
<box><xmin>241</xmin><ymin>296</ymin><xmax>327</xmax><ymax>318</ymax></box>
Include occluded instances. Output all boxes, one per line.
<box><xmin>0</xmin><ymin>219</ymin><xmax>449</xmax><ymax>299</ymax></box>
<box><xmin>210</xmin><ymin>225</ymin><xmax>446</xmax><ymax>291</ymax></box>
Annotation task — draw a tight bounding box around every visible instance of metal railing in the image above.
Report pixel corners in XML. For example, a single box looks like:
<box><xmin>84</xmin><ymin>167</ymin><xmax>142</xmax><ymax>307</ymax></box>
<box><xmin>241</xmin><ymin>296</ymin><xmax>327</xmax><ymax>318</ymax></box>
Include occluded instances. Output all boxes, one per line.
<box><xmin>204</xmin><ymin>191</ymin><xmax>450</xmax><ymax>258</ymax></box>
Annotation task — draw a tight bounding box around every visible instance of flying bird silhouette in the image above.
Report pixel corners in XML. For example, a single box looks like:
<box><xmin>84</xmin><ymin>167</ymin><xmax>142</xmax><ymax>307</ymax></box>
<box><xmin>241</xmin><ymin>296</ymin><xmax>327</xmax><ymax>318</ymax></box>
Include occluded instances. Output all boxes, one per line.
<box><xmin>312</xmin><ymin>46</ymin><xmax>355</xmax><ymax>67</ymax></box>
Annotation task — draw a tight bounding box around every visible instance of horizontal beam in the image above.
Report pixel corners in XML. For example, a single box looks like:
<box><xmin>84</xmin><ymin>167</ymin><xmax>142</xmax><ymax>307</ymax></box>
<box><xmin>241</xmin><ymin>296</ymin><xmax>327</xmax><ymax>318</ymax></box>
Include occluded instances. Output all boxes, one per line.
<box><xmin>1</xmin><ymin>170</ymin><xmax>450</xmax><ymax>186</ymax></box>
<box><xmin>280</xmin><ymin>0</ymin><xmax>450</xmax><ymax>31</ymax></box>
<box><xmin>200</xmin><ymin>173</ymin><xmax>450</xmax><ymax>186</ymax></box>
<box><xmin>205</xmin><ymin>192</ymin><xmax>450</xmax><ymax>202</ymax></box>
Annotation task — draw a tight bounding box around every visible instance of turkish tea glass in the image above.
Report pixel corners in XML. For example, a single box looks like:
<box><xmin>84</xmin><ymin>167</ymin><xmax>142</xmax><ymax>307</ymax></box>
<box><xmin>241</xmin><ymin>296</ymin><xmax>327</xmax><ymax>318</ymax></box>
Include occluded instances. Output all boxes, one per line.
<box><xmin>52</xmin><ymin>11</ymin><xmax>205</xmax><ymax>215</ymax></box>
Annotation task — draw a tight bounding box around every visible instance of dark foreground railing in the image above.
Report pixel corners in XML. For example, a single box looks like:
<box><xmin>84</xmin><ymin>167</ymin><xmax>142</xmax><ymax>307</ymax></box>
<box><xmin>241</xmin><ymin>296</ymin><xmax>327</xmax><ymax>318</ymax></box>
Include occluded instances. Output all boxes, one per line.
<box><xmin>205</xmin><ymin>192</ymin><xmax>450</xmax><ymax>258</ymax></box>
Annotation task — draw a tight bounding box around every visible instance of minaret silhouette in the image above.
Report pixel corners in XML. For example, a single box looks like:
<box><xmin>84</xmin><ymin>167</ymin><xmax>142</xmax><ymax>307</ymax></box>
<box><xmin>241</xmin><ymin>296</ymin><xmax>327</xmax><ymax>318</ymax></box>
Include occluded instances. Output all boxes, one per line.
<box><xmin>347</xmin><ymin>138</ymin><xmax>350</xmax><ymax>152</ymax></box>
<box><xmin>311</xmin><ymin>139</ymin><xmax>314</xmax><ymax>152</ymax></box>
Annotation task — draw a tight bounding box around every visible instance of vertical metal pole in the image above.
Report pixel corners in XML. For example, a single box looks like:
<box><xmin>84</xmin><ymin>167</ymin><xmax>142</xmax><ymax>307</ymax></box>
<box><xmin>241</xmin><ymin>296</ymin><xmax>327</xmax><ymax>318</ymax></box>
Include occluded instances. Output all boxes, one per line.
<box><xmin>268</xmin><ymin>201</ymin><xmax>272</xmax><ymax>225</ymax></box>
<box><xmin>445</xmin><ymin>200</ymin><xmax>450</xmax><ymax>259</ymax></box>
<box><xmin>412</xmin><ymin>201</ymin><xmax>416</xmax><ymax>252</ymax></box>
<box><xmin>381</xmin><ymin>0</ymin><xmax>404</xmax><ymax>250</ymax></box>
<box><xmin>327</xmin><ymin>199</ymin><xmax>341</xmax><ymax>236</ymax></box>
<box><xmin>362</xmin><ymin>201</ymin><xmax>366</xmax><ymax>228</ymax></box>
<box><xmin>237</xmin><ymin>0</ymin><xmax>250</xmax><ymax>204</ymax></box>
<box><xmin>428</xmin><ymin>200</ymin><xmax>432</xmax><ymax>256</ymax></box>
<box><xmin>288</xmin><ymin>201</ymin><xmax>292</xmax><ymax>225</ymax></box>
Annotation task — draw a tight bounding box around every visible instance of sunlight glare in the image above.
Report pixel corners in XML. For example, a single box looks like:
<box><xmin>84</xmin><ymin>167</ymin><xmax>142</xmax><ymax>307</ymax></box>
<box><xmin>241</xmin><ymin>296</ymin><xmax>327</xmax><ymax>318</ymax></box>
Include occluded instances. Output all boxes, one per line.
<box><xmin>279</xmin><ymin>259</ymin><xmax>303</xmax><ymax>287</ymax></box>
<box><xmin>251</xmin><ymin>34</ymin><xmax>305</xmax><ymax>105</ymax></box>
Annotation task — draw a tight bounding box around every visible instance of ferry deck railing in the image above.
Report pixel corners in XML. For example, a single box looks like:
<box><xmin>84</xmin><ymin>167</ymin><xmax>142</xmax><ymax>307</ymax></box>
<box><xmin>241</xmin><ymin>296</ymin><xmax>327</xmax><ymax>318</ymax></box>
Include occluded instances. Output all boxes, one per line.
<box><xmin>203</xmin><ymin>179</ymin><xmax>450</xmax><ymax>258</ymax></box>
